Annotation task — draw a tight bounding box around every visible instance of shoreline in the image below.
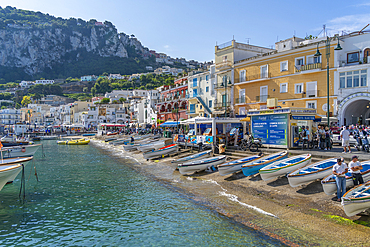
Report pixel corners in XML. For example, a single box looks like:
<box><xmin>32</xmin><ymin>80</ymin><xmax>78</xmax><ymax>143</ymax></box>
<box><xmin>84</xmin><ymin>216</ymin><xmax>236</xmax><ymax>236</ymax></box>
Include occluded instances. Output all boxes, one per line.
<box><xmin>90</xmin><ymin>138</ymin><xmax>370</xmax><ymax>246</ymax></box>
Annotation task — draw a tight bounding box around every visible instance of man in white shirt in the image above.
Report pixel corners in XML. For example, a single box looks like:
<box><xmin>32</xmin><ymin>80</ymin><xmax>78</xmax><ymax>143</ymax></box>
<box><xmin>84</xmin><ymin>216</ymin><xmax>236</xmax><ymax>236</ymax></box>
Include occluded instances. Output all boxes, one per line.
<box><xmin>332</xmin><ymin>157</ymin><xmax>348</xmax><ymax>202</ymax></box>
<box><xmin>340</xmin><ymin>126</ymin><xmax>351</xmax><ymax>153</ymax></box>
<box><xmin>348</xmin><ymin>155</ymin><xmax>364</xmax><ymax>186</ymax></box>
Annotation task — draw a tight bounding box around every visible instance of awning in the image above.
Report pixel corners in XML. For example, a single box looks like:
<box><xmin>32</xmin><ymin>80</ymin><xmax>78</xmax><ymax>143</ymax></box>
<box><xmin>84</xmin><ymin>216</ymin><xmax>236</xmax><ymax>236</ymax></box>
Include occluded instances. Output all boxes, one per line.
<box><xmin>160</xmin><ymin>121</ymin><xmax>180</xmax><ymax>127</ymax></box>
<box><xmin>213</xmin><ymin>110</ymin><xmax>225</xmax><ymax>115</ymax></box>
<box><xmin>321</xmin><ymin>117</ymin><xmax>338</xmax><ymax>122</ymax></box>
<box><xmin>240</xmin><ymin>116</ymin><xmax>251</xmax><ymax>122</ymax></box>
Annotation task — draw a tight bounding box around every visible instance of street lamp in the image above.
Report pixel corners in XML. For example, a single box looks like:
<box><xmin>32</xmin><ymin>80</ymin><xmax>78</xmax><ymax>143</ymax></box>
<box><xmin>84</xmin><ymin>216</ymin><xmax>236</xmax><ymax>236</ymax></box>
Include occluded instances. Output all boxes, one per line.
<box><xmin>220</xmin><ymin>76</ymin><xmax>232</xmax><ymax>117</ymax></box>
<box><xmin>313</xmin><ymin>36</ymin><xmax>342</xmax><ymax>127</ymax></box>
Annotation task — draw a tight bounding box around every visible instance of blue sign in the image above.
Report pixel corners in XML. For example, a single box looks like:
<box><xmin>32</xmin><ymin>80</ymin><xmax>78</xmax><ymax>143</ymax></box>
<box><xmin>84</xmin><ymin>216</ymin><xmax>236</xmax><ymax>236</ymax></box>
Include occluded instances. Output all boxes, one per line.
<box><xmin>251</xmin><ymin>114</ymin><xmax>288</xmax><ymax>147</ymax></box>
<box><xmin>291</xmin><ymin>116</ymin><xmax>315</xmax><ymax>120</ymax></box>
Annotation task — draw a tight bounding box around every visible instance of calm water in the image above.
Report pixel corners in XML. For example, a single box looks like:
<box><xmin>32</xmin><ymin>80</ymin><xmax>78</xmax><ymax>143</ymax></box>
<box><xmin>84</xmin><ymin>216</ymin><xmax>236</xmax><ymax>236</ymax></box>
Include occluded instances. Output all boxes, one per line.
<box><xmin>0</xmin><ymin>141</ymin><xmax>284</xmax><ymax>246</ymax></box>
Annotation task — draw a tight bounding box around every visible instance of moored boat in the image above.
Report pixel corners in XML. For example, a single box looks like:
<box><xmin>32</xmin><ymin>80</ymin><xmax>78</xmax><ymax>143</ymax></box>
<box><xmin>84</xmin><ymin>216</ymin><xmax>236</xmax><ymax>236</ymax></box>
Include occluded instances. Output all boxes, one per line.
<box><xmin>241</xmin><ymin>151</ymin><xmax>288</xmax><ymax>177</ymax></box>
<box><xmin>287</xmin><ymin>158</ymin><xmax>337</xmax><ymax>187</ymax></box>
<box><xmin>0</xmin><ymin>164</ymin><xmax>23</xmax><ymax>191</ymax></box>
<box><xmin>178</xmin><ymin>155</ymin><xmax>227</xmax><ymax>175</ymax></box>
<box><xmin>171</xmin><ymin>150</ymin><xmax>213</xmax><ymax>169</ymax></box>
<box><xmin>342</xmin><ymin>181</ymin><xmax>370</xmax><ymax>216</ymax></box>
<box><xmin>39</xmin><ymin>135</ymin><xmax>59</xmax><ymax>140</ymax></box>
<box><xmin>1</xmin><ymin>144</ymin><xmax>41</xmax><ymax>158</ymax></box>
<box><xmin>259</xmin><ymin>154</ymin><xmax>312</xmax><ymax>181</ymax></box>
<box><xmin>57</xmin><ymin>139</ymin><xmax>90</xmax><ymax>145</ymax></box>
<box><xmin>218</xmin><ymin>154</ymin><xmax>262</xmax><ymax>176</ymax></box>
<box><xmin>321</xmin><ymin>161</ymin><xmax>370</xmax><ymax>195</ymax></box>
<box><xmin>137</xmin><ymin>140</ymin><xmax>165</xmax><ymax>152</ymax></box>
<box><xmin>143</xmin><ymin>144</ymin><xmax>178</xmax><ymax>160</ymax></box>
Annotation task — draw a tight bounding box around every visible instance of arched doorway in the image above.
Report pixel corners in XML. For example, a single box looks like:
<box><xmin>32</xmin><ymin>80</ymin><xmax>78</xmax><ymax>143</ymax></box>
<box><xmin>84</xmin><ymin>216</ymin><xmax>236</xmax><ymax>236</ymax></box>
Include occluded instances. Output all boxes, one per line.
<box><xmin>339</xmin><ymin>95</ymin><xmax>370</xmax><ymax>125</ymax></box>
<box><xmin>364</xmin><ymin>48</ymin><xmax>370</xmax><ymax>63</ymax></box>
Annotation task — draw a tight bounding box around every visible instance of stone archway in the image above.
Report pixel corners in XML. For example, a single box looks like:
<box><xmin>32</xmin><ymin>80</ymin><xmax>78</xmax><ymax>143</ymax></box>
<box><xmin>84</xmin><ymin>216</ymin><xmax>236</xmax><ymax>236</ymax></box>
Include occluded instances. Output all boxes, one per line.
<box><xmin>338</xmin><ymin>93</ymin><xmax>370</xmax><ymax>125</ymax></box>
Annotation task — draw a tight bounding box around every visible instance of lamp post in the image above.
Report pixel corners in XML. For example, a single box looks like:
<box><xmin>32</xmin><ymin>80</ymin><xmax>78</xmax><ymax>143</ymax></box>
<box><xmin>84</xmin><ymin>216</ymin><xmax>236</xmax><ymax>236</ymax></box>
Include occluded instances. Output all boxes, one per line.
<box><xmin>220</xmin><ymin>76</ymin><xmax>232</xmax><ymax>117</ymax></box>
<box><xmin>313</xmin><ymin>36</ymin><xmax>342</xmax><ymax>127</ymax></box>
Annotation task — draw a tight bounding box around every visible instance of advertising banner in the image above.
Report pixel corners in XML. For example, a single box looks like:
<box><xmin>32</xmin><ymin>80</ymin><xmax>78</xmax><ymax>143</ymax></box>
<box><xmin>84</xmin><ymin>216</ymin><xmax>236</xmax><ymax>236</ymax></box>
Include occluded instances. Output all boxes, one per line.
<box><xmin>174</xmin><ymin>134</ymin><xmax>185</xmax><ymax>143</ymax></box>
<box><xmin>251</xmin><ymin>114</ymin><xmax>288</xmax><ymax>147</ymax></box>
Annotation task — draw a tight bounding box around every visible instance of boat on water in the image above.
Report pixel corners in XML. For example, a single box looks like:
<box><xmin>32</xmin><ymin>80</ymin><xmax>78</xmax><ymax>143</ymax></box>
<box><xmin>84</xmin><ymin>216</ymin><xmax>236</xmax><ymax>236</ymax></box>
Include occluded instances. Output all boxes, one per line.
<box><xmin>342</xmin><ymin>181</ymin><xmax>370</xmax><ymax>216</ymax></box>
<box><xmin>0</xmin><ymin>135</ymin><xmax>32</xmax><ymax>147</ymax></box>
<box><xmin>0</xmin><ymin>156</ymin><xmax>33</xmax><ymax>183</ymax></box>
<box><xmin>218</xmin><ymin>154</ymin><xmax>262</xmax><ymax>176</ymax></box>
<box><xmin>287</xmin><ymin>158</ymin><xmax>337</xmax><ymax>187</ymax></box>
<box><xmin>0</xmin><ymin>164</ymin><xmax>23</xmax><ymax>191</ymax></box>
<box><xmin>171</xmin><ymin>150</ymin><xmax>213</xmax><ymax>169</ymax></box>
<box><xmin>39</xmin><ymin>135</ymin><xmax>59</xmax><ymax>140</ymax></box>
<box><xmin>57</xmin><ymin>139</ymin><xmax>90</xmax><ymax>145</ymax></box>
<box><xmin>143</xmin><ymin>144</ymin><xmax>178</xmax><ymax>160</ymax></box>
<box><xmin>241</xmin><ymin>151</ymin><xmax>288</xmax><ymax>177</ymax></box>
<box><xmin>321</xmin><ymin>161</ymin><xmax>370</xmax><ymax>195</ymax></box>
<box><xmin>259</xmin><ymin>154</ymin><xmax>312</xmax><ymax>181</ymax></box>
<box><xmin>1</xmin><ymin>144</ymin><xmax>41</xmax><ymax>158</ymax></box>
<box><xmin>82</xmin><ymin>133</ymin><xmax>96</xmax><ymax>137</ymax></box>
<box><xmin>178</xmin><ymin>155</ymin><xmax>227</xmax><ymax>175</ymax></box>
<box><xmin>137</xmin><ymin>140</ymin><xmax>165</xmax><ymax>152</ymax></box>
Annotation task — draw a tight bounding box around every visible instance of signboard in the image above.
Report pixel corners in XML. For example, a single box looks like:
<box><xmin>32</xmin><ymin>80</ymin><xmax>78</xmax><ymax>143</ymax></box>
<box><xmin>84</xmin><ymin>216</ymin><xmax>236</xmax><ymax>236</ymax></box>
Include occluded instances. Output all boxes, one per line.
<box><xmin>185</xmin><ymin>135</ymin><xmax>213</xmax><ymax>145</ymax></box>
<box><xmin>251</xmin><ymin>114</ymin><xmax>288</xmax><ymax>147</ymax></box>
<box><xmin>291</xmin><ymin>116</ymin><xmax>315</xmax><ymax>120</ymax></box>
<box><xmin>174</xmin><ymin>134</ymin><xmax>185</xmax><ymax>143</ymax></box>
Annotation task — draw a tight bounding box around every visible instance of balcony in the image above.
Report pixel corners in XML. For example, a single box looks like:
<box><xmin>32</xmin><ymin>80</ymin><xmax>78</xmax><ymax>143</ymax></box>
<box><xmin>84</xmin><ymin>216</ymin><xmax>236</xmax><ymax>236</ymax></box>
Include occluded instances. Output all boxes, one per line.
<box><xmin>215</xmin><ymin>61</ymin><xmax>233</xmax><ymax>70</ymax></box>
<box><xmin>214</xmin><ymin>102</ymin><xmax>231</xmax><ymax>109</ymax></box>
<box><xmin>256</xmin><ymin>95</ymin><xmax>269</xmax><ymax>102</ymax></box>
<box><xmin>235</xmin><ymin>97</ymin><xmax>246</xmax><ymax>104</ymax></box>
<box><xmin>295</xmin><ymin>63</ymin><xmax>322</xmax><ymax>73</ymax></box>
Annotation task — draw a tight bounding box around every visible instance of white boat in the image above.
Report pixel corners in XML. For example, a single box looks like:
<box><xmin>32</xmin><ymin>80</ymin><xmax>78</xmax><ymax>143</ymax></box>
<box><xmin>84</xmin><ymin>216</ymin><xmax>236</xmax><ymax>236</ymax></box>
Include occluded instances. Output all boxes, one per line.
<box><xmin>39</xmin><ymin>135</ymin><xmax>59</xmax><ymax>140</ymax></box>
<box><xmin>287</xmin><ymin>158</ymin><xmax>337</xmax><ymax>187</ymax></box>
<box><xmin>171</xmin><ymin>150</ymin><xmax>213</xmax><ymax>169</ymax></box>
<box><xmin>241</xmin><ymin>151</ymin><xmax>288</xmax><ymax>177</ymax></box>
<box><xmin>259</xmin><ymin>154</ymin><xmax>312</xmax><ymax>181</ymax></box>
<box><xmin>0</xmin><ymin>164</ymin><xmax>23</xmax><ymax>191</ymax></box>
<box><xmin>137</xmin><ymin>141</ymin><xmax>165</xmax><ymax>152</ymax></box>
<box><xmin>321</xmin><ymin>162</ymin><xmax>370</xmax><ymax>195</ymax></box>
<box><xmin>218</xmin><ymin>154</ymin><xmax>262</xmax><ymax>176</ymax></box>
<box><xmin>0</xmin><ymin>157</ymin><xmax>34</xmax><ymax>183</ymax></box>
<box><xmin>178</xmin><ymin>155</ymin><xmax>227</xmax><ymax>175</ymax></box>
<box><xmin>1</xmin><ymin>144</ymin><xmax>41</xmax><ymax>158</ymax></box>
<box><xmin>342</xmin><ymin>181</ymin><xmax>370</xmax><ymax>216</ymax></box>
<box><xmin>143</xmin><ymin>144</ymin><xmax>178</xmax><ymax>160</ymax></box>
<box><xmin>122</xmin><ymin>138</ymin><xmax>153</xmax><ymax>151</ymax></box>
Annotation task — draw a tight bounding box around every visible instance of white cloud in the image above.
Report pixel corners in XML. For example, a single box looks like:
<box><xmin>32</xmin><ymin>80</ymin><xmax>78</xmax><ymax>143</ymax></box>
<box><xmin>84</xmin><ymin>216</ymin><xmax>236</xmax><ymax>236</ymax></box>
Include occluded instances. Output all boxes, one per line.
<box><xmin>164</xmin><ymin>45</ymin><xmax>170</xmax><ymax>49</ymax></box>
<box><xmin>324</xmin><ymin>14</ymin><xmax>370</xmax><ymax>35</ymax></box>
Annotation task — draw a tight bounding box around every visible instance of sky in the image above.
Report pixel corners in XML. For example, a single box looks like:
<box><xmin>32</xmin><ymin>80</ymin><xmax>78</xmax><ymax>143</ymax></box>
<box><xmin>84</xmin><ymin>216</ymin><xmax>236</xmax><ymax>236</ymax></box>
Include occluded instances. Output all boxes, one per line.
<box><xmin>1</xmin><ymin>0</ymin><xmax>370</xmax><ymax>62</ymax></box>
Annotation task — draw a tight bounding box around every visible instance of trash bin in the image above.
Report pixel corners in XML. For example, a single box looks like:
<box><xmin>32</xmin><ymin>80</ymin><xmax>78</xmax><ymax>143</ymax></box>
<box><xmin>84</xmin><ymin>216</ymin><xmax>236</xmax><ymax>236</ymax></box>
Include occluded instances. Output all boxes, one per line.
<box><xmin>168</xmin><ymin>131</ymin><xmax>172</xmax><ymax>138</ymax></box>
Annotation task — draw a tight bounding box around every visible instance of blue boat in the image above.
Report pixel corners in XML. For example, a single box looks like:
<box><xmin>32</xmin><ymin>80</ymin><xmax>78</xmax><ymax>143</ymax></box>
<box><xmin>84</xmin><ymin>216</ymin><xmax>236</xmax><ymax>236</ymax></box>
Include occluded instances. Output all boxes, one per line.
<box><xmin>82</xmin><ymin>133</ymin><xmax>96</xmax><ymax>136</ymax></box>
<box><xmin>218</xmin><ymin>154</ymin><xmax>262</xmax><ymax>176</ymax></box>
<box><xmin>241</xmin><ymin>151</ymin><xmax>288</xmax><ymax>177</ymax></box>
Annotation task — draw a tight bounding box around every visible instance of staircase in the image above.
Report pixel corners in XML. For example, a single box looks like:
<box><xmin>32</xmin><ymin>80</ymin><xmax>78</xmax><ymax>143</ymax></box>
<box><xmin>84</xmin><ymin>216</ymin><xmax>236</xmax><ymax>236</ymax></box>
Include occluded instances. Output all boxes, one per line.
<box><xmin>196</xmin><ymin>96</ymin><xmax>212</xmax><ymax>115</ymax></box>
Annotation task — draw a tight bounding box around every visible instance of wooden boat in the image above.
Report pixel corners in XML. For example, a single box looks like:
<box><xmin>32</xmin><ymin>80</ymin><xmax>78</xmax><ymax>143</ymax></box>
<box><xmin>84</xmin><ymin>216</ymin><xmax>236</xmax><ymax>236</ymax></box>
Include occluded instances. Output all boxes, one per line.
<box><xmin>1</xmin><ymin>144</ymin><xmax>41</xmax><ymax>158</ymax></box>
<box><xmin>287</xmin><ymin>158</ymin><xmax>337</xmax><ymax>187</ymax></box>
<box><xmin>178</xmin><ymin>155</ymin><xmax>227</xmax><ymax>175</ymax></box>
<box><xmin>122</xmin><ymin>138</ymin><xmax>153</xmax><ymax>151</ymax></box>
<box><xmin>342</xmin><ymin>181</ymin><xmax>370</xmax><ymax>216</ymax></box>
<box><xmin>107</xmin><ymin>132</ymin><xmax>118</xmax><ymax>136</ymax></box>
<box><xmin>104</xmin><ymin>137</ymin><xmax>117</xmax><ymax>142</ymax></box>
<box><xmin>218</xmin><ymin>154</ymin><xmax>262</xmax><ymax>176</ymax></box>
<box><xmin>171</xmin><ymin>150</ymin><xmax>212</xmax><ymax>169</ymax></box>
<box><xmin>259</xmin><ymin>154</ymin><xmax>312</xmax><ymax>181</ymax></box>
<box><xmin>0</xmin><ymin>156</ymin><xmax>33</xmax><ymax>166</ymax></box>
<box><xmin>321</xmin><ymin>162</ymin><xmax>370</xmax><ymax>195</ymax></box>
<box><xmin>137</xmin><ymin>140</ymin><xmax>165</xmax><ymax>152</ymax></box>
<box><xmin>82</xmin><ymin>133</ymin><xmax>96</xmax><ymax>136</ymax></box>
<box><xmin>39</xmin><ymin>135</ymin><xmax>59</xmax><ymax>140</ymax></box>
<box><xmin>143</xmin><ymin>144</ymin><xmax>178</xmax><ymax>160</ymax></box>
<box><xmin>0</xmin><ymin>135</ymin><xmax>32</xmax><ymax>147</ymax></box>
<box><xmin>241</xmin><ymin>151</ymin><xmax>288</xmax><ymax>177</ymax></box>
<box><xmin>0</xmin><ymin>164</ymin><xmax>23</xmax><ymax>191</ymax></box>
<box><xmin>57</xmin><ymin>139</ymin><xmax>90</xmax><ymax>145</ymax></box>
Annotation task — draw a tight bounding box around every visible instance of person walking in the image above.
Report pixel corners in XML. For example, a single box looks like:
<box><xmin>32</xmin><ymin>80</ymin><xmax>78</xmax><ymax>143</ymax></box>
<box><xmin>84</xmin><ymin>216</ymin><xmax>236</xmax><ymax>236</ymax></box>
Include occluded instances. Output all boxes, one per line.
<box><xmin>317</xmin><ymin>126</ymin><xmax>325</xmax><ymax>149</ymax></box>
<box><xmin>333</xmin><ymin>157</ymin><xmax>348</xmax><ymax>202</ymax></box>
<box><xmin>340</xmin><ymin>126</ymin><xmax>351</xmax><ymax>153</ymax></box>
<box><xmin>301</xmin><ymin>126</ymin><xmax>310</xmax><ymax>149</ymax></box>
<box><xmin>324</xmin><ymin>126</ymin><xmax>332</xmax><ymax>151</ymax></box>
<box><xmin>348</xmin><ymin>155</ymin><xmax>364</xmax><ymax>186</ymax></box>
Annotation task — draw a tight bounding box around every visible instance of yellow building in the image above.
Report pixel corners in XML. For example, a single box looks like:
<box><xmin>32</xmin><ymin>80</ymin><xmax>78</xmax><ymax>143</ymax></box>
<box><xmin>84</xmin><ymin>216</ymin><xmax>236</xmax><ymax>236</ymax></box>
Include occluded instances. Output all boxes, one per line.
<box><xmin>233</xmin><ymin>36</ymin><xmax>340</xmax><ymax>118</ymax></box>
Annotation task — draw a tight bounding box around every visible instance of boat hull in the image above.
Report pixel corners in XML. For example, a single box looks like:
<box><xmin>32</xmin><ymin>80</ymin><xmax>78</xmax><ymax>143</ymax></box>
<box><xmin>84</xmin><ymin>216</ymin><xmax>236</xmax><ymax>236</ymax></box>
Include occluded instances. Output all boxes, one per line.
<box><xmin>1</xmin><ymin>144</ymin><xmax>41</xmax><ymax>158</ymax></box>
<box><xmin>143</xmin><ymin>145</ymin><xmax>178</xmax><ymax>160</ymax></box>
<box><xmin>259</xmin><ymin>154</ymin><xmax>311</xmax><ymax>181</ymax></box>
<box><xmin>342</xmin><ymin>182</ymin><xmax>370</xmax><ymax>216</ymax></box>
<box><xmin>218</xmin><ymin>155</ymin><xmax>261</xmax><ymax>176</ymax></box>
<box><xmin>241</xmin><ymin>151</ymin><xmax>288</xmax><ymax>177</ymax></box>
<box><xmin>179</xmin><ymin>156</ymin><xmax>227</xmax><ymax>175</ymax></box>
<box><xmin>0</xmin><ymin>164</ymin><xmax>23</xmax><ymax>191</ymax></box>
<box><xmin>171</xmin><ymin>150</ymin><xmax>212</xmax><ymax>169</ymax></box>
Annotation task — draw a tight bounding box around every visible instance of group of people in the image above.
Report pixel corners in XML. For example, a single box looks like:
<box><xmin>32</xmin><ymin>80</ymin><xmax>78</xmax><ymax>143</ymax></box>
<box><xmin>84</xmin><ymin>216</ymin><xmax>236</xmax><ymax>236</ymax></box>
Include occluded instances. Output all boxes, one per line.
<box><xmin>300</xmin><ymin>125</ymin><xmax>333</xmax><ymax>150</ymax></box>
<box><xmin>333</xmin><ymin>155</ymin><xmax>364</xmax><ymax>202</ymax></box>
<box><xmin>340</xmin><ymin>125</ymin><xmax>369</xmax><ymax>153</ymax></box>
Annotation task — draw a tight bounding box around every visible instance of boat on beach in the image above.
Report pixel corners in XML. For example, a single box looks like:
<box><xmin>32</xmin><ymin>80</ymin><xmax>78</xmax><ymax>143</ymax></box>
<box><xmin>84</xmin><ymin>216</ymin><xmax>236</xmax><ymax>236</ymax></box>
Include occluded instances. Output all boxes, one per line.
<box><xmin>241</xmin><ymin>151</ymin><xmax>288</xmax><ymax>177</ymax></box>
<box><xmin>0</xmin><ymin>164</ymin><xmax>23</xmax><ymax>191</ymax></box>
<box><xmin>218</xmin><ymin>154</ymin><xmax>262</xmax><ymax>176</ymax></box>
<box><xmin>321</xmin><ymin>162</ymin><xmax>370</xmax><ymax>195</ymax></box>
<box><xmin>259</xmin><ymin>154</ymin><xmax>312</xmax><ymax>181</ymax></box>
<box><xmin>171</xmin><ymin>150</ymin><xmax>213</xmax><ymax>169</ymax></box>
<box><xmin>143</xmin><ymin>144</ymin><xmax>178</xmax><ymax>160</ymax></box>
<box><xmin>137</xmin><ymin>140</ymin><xmax>165</xmax><ymax>152</ymax></box>
<box><xmin>178</xmin><ymin>155</ymin><xmax>227</xmax><ymax>175</ymax></box>
<box><xmin>287</xmin><ymin>158</ymin><xmax>337</xmax><ymax>187</ymax></box>
<box><xmin>1</xmin><ymin>144</ymin><xmax>41</xmax><ymax>158</ymax></box>
<box><xmin>342</xmin><ymin>181</ymin><xmax>370</xmax><ymax>216</ymax></box>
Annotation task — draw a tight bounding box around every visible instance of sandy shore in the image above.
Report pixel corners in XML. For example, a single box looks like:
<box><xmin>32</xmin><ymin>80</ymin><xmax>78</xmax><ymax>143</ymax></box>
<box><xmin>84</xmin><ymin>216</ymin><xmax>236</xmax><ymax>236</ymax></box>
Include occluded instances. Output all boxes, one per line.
<box><xmin>91</xmin><ymin>138</ymin><xmax>370</xmax><ymax>246</ymax></box>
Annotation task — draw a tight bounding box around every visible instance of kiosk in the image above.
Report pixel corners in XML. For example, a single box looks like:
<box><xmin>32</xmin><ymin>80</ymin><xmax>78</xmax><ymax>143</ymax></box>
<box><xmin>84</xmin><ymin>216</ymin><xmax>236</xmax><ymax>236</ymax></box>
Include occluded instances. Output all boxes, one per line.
<box><xmin>247</xmin><ymin>108</ymin><xmax>317</xmax><ymax>149</ymax></box>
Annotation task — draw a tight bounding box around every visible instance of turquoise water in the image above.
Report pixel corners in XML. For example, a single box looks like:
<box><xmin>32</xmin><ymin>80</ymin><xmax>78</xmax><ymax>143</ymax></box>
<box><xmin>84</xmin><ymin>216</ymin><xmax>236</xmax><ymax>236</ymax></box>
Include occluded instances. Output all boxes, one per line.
<box><xmin>0</xmin><ymin>141</ymin><xmax>284</xmax><ymax>246</ymax></box>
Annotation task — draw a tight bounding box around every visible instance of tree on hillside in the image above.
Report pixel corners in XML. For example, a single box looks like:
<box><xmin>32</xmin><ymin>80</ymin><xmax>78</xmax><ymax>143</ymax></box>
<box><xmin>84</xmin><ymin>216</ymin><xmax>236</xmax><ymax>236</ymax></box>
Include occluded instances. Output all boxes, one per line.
<box><xmin>100</xmin><ymin>98</ymin><xmax>110</xmax><ymax>104</ymax></box>
<box><xmin>119</xmin><ymin>97</ymin><xmax>126</xmax><ymax>103</ymax></box>
<box><xmin>21</xmin><ymin>95</ymin><xmax>31</xmax><ymax>106</ymax></box>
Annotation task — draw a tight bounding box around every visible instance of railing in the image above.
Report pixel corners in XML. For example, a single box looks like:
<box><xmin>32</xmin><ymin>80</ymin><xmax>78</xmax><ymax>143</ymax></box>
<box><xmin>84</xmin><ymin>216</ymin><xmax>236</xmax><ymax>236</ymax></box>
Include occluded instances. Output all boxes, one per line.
<box><xmin>217</xmin><ymin>41</ymin><xmax>232</xmax><ymax>50</ymax></box>
<box><xmin>295</xmin><ymin>63</ymin><xmax>322</xmax><ymax>72</ymax></box>
<box><xmin>215</xmin><ymin>61</ymin><xmax>233</xmax><ymax>70</ymax></box>
<box><xmin>256</xmin><ymin>95</ymin><xmax>269</xmax><ymax>102</ymax></box>
<box><xmin>215</xmin><ymin>83</ymin><xmax>233</xmax><ymax>89</ymax></box>
<box><xmin>235</xmin><ymin>97</ymin><xmax>246</xmax><ymax>104</ymax></box>
<box><xmin>214</xmin><ymin>102</ymin><xmax>231</xmax><ymax>109</ymax></box>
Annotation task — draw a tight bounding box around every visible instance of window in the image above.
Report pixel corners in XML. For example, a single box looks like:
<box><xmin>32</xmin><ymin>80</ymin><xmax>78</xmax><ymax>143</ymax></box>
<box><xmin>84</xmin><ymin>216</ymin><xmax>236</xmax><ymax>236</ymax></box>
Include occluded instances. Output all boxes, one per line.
<box><xmin>295</xmin><ymin>57</ymin><xmax>305</xmax><ymax>66</ymax></box>
<box><xmin>239</xmin><ymin>107</ymin><xmax>246</xmax><ymax>115</ymax></box>
<box><xmin>295</xmin><ymin>83</ymin><xmax>303</xmax><ymax>94</ymax></box>
<box><xmin>280</xmin><ymin>83</ymin><xmax>287</xmax><ymax>93</ymax></box>
<box><xmin>280</xmin><ymin>61</ymin><xmax>288</xmax><ymax>72</ymax></box>
<box><xmin>340</xmin><ymin>69</ymin><xmax>367</xmax><ymax>88</ymax></box>
<box><xmin>306</xmin><ymin>101</ymin><xmax>316</xmax><ymax>109</ymax></box>
<box><xmin>261</xmin><ymin>65</ymin><xmax>268</xmax><ymax>78</ymax></box>
<box><xmin>260</xmin><ymin>86</ymin><xmax>268</xmax><ymax>102</ymax></box>
<box><xmin>193</xmin><ymin>89</ymin><xmax>198</xmax><ymax>97</ymax></box>
<box><xmin>206</xmin><ymin>86</ymin><xmax>209</xmax><ymax>92</ymax></box>
<box><xmin>192</xmin><ymin>78</ymin><xmax>197</xmax><ymax>87</ymax></box>
<box><xmin>347</xmin><ymin>52</ymin><xmax>359</xmax><ymax>63</ymax></box>
<box><xmin>239</xmin><ymin>89</ymin><xmax>245</xmax><ymax>103</ymax></box>
<box><xmin>208</xmin><ymin>100</ymin><xmax>212</xmax><ymax>108</ymax></box>
<box><xmin>206</xmin><ymin>75</ymin><xmax>209</xmax><ymax>81</ymax></box>
<box><xmin>306</xmin><ymin>81</ymin><xmax>317</xmax><ymax>97</ymax></box>
<box><xmin>223</xmin><ymin>56</ymin><xmax>227</xmax><ymax>62</ymax></box>
<box><xmin>307</xmin><ymin>55</ymin><xmax>321</xmax><ymax>64</ymax></box>
<box><xmin>239</xmin><ymin>70</ymin><xmax>246</xmax><ymax>82</ymax></box>
<box><xmin>189</xmin><ymin>104</ymin><xmax>195</xmax><ymax>113</ymax></box>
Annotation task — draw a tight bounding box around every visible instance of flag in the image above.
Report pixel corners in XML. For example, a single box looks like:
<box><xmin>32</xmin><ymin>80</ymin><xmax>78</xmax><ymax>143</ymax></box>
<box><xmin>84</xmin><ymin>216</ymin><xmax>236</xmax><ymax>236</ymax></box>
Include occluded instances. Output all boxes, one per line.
<box><xmin>0</xmin><ymin>141</ymin><xmax>3</xmax><ymax>150</ymax></box>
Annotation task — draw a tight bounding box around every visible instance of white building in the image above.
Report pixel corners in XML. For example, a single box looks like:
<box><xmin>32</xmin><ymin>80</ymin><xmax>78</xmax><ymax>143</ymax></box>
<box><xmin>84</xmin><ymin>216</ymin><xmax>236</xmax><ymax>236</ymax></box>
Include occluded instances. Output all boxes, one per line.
<box><xmin>35</xmin><ymin>80</ymin><xmax>54</xmax><ymax>85</ymax></box>
<box><xmin>108</xmin><ymin>74</ymin><xmax>124</xmax><ymax>80</ymax></box>
<box><xmin>0</xmin><ymin>109</ymin><xmax>21</xmax><ymax>125</ymax></box>
<box><xmin>81</xmin><ymin>75</ymin><xmax>96</xmax><ymax>81</ymax></box>
<box><xmin>20</xmin><ymin>81</ymin><xmax>35</xmax><ymax>88</ymax></box>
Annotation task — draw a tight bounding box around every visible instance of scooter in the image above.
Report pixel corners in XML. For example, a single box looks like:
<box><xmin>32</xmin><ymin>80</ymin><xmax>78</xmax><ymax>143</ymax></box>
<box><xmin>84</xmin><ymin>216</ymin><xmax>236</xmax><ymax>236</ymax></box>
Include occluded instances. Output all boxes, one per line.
<box><xmin>354</xmin><ymin>134</ymin><xmax>370</xmax><ymax>152</ymax></box>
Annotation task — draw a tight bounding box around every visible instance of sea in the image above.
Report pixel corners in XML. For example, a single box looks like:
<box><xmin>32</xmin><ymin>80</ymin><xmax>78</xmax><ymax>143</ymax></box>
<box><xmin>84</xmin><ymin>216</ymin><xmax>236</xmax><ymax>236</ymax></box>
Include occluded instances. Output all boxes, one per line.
<box><xmin>0</xmin><ymin>140</ymin><xmax>285</xmax><ymax>246</ymax></box>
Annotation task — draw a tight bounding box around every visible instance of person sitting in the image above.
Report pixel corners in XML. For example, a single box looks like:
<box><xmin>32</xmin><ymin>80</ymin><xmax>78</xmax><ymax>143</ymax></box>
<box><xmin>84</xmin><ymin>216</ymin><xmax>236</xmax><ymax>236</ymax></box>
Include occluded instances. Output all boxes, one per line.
<box><xmin>332</xmin><ymin>157</ymin><xmax>348</xmax><ymax>202</ymax></box>
<box><xmin>349</xmin><ymin>155</ymin><xmax>364</xmax><ymax>186</ymax></box>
